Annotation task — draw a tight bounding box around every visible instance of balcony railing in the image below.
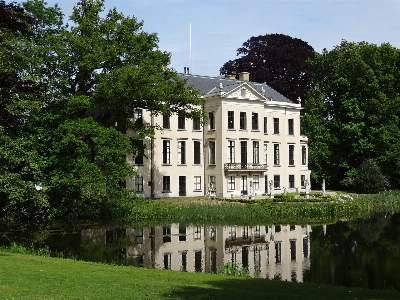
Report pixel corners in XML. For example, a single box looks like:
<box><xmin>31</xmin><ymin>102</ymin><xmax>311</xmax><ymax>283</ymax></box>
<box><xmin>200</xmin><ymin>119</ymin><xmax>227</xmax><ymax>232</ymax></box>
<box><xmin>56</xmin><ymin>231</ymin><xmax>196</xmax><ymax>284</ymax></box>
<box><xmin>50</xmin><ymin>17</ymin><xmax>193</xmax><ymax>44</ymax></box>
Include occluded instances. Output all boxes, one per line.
<box><xmin>224</xmin><ymin>163</ymin><xmax>268</xmax><ymax>171</ymax></box>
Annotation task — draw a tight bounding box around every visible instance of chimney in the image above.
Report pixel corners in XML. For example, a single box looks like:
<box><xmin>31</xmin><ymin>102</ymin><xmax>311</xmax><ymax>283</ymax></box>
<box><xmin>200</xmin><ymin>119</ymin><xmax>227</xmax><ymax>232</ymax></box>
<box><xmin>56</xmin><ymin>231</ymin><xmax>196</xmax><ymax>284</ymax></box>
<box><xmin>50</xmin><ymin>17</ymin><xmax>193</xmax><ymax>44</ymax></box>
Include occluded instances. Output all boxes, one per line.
<box><xmin>238</xmin><ymin>72</ymin><xmax>249</xmax><ymax>81</ymax></box>
<box><xmin>225</xmin><ymin>74</ymin><xmax>236</xmax><ymax>80</ymax></box>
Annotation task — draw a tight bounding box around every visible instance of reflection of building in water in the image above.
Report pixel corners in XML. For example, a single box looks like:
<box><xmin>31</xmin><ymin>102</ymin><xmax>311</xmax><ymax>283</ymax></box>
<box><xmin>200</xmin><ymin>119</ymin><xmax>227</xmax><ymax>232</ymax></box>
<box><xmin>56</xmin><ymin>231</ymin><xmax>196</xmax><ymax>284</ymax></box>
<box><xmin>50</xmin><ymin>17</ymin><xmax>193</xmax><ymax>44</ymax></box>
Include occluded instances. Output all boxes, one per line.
<box><xmin>81</xmin><ymin>224</ymin><xmax>311</xmax><ymax>281</ymax></box>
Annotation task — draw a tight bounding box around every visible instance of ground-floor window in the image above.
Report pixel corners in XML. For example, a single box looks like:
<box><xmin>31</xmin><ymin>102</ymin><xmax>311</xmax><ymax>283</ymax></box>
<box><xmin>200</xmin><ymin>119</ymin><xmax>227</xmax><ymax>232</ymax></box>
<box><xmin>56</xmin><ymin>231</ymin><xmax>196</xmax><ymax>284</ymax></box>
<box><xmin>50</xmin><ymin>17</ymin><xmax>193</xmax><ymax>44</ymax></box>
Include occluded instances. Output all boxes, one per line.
<box><xmin>274</xmin><ymin>175</ymin><xmax>280</xmax><ymax>189</ymax></box>
<box><xmin>227</xmin><ymin>176</ymin><xmax>235</xmax><ymax>190</ymax></box>
<box><xmin>289</xmin><ymin>175</ymin><xmax>295</xmax><ymax>188</ymax></box>
<box><xmin>301</xmin><ymin>175</ymin><xmax>306</xmax><ymax>188</ymax></box>
<box><xmin>134</xmin><ymin>176</ymin><xmax>144</xmax><ymax>192</ymax></box>
<box><xmin>194</xmin><ymin>176</ymin><xmax>201</xmax><ymax>191</ymax></box>
<box><xmin>252</xmin><ymin>175</ymin><xmax>260</xmax><ymax>190</ymax></box>
<box><xmin>162</xmin><ymin>176</ymin><xmax>170</xmax><ymax>192</ymax></box>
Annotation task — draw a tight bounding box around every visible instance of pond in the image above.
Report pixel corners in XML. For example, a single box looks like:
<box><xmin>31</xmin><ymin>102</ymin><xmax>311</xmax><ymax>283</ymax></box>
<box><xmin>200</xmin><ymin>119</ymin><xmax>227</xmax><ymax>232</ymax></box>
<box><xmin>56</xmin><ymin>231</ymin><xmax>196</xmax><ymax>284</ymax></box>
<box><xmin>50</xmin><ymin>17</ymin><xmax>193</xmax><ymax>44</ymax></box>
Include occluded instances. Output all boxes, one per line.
<box><xmin>1</xmin><ymin>213</ymin><xmax>400</xmax><ymax>291</ymax></box>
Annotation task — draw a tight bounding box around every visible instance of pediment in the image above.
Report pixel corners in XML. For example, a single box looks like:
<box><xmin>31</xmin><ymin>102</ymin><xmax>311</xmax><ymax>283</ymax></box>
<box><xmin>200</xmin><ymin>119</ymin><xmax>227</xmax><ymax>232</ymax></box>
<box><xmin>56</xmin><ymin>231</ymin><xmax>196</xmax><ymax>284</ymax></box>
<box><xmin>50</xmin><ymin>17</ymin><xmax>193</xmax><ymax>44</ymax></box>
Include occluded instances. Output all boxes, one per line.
<box><xmin>224</xmin><ymin>83</ymin><xmax>266</xmax><ymax>101</ymax></box>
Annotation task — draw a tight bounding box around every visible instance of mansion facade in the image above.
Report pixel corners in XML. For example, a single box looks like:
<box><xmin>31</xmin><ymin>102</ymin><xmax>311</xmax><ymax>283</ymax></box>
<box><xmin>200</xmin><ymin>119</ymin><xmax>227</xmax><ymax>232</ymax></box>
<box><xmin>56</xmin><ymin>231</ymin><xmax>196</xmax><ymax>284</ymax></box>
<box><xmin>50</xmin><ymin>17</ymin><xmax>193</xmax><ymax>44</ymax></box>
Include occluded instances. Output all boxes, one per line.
<box><xmin>126</xmin><ymin>72</ymin><xmax>311</xmax><ymax>198</ymax></box>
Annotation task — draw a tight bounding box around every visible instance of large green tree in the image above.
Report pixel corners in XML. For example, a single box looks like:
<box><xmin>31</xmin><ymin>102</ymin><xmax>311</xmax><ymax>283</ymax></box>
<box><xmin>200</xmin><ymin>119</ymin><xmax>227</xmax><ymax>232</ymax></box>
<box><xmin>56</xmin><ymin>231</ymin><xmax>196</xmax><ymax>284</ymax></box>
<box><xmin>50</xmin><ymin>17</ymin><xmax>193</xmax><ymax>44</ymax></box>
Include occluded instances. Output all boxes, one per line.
<box><xmin>0</xmin><ymin>0</ymin><xmax>203</xmax><ymax>220</ymax></box>
<box><xmin>302</xmin><ymin>40</ymin><xmax>400</xmax><ymax>189</ymax></box>
<box><xmin>220</xmin><ymin>33</ymin><xmax>315</xmax><ymax>101</ymax></box>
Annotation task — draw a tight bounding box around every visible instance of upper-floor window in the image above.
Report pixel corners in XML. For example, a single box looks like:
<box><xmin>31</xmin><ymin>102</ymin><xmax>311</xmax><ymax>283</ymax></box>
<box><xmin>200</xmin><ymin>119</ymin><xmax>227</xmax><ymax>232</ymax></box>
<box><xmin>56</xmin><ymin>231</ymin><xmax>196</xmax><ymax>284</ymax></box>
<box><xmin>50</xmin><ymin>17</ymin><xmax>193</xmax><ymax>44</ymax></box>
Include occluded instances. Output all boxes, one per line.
<box><xmin>134</xmin><ymin>141</ymin><xmax>144</xmax><ymax>165</ymax></box>
<box><xmin>264</xmin><ymin>143</ymin><xmax>268</xmax><ymax>165</ymax></box>
<box><xmin>240</xmin><ymin>112</ymin><xmax>247</xmax><ymax>130</ymax></box>
<box><xmin>228</xmin><ymin>140</ymin><xmax>235</xmax><ymax>163</ymax></box>
<box><xmin>288</xmin><ymin>119</ymin><xmax>294</xmax><ymax>135</ymax></box>
<box><xmin>274</xmin><ymin>143</ymin><xmax>280</xmax><ymax>165</ymax></box>
<box><xmin>163</xmin><ymin>114</ymin><xmax>170</xmax><ymax>129</ymax></box>
<box><xmin>193</xmin><ymin>141</ymin><xmax>201</xmax><ymax>165</ymax></box>
<box><xmin>209</xmin><ymin>112</ymin><xmax>215</xmax><ymax>130</ymax></box>
<box><xmin>193</xmin><ymin>117</ymin><xmax>201</xmax><ymax>130</ymax></box>
<box><xmin>273</xmin><ymin>118</ymin><xmax>279</xmax><ymax>134</ymax></box>
<box><xmin>162</xmin><ymin>140</ymin><xmax>171</xmax><ymax>164</ymax></box>
<box><xmin>178</xmin><ymin>140</ymin><xmax>186</xmax><ymax>164</ymax></box>
<box><xmin>209</xmin><ymin>140</ymin><xmax>216</xmax><ymax>165</ymax></box>
<box><xmin>253</xmin><ymin>141</ymin><xmax>259</xmax><ymax>164</ymax></box>
<box><xmin>252</xmin><ymin>112</ymin><xmax>258</xmax><ymax>130</ymax></box>
<box><xmin>134</xmin><ymin>108</ymin><xmax>143</xmax><ymax>125</ymax></box>
<box><xmin>228</xmin><ymin>111</ymin><xmax>234</xmax><ymax>129</ymax></box>
<box><xmin>302</xmin><ymin>146</ymin><xmax>307</xmax><ymax>165</ymax></box>
<box><xmin>264</xmin><ymin>117</ymin><xmax>268</xmax><ymax>134</ymax></box>
<box><xmin>289</xmin><ymin>145</ymin><xmax>295</xmax><ymax>165</ymax></box>
<box><xmin>178</xmin><ymin>114</ymin><xmax>185</xmax><ymax>130</ymax></box>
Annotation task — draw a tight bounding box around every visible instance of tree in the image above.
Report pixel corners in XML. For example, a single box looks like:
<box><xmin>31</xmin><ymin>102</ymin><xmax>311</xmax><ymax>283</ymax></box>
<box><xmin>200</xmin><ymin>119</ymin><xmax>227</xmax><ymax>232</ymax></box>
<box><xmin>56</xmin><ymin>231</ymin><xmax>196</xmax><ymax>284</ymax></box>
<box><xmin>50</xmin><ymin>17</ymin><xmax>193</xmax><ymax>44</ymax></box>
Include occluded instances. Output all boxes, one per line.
<box><xmin>0</xmin><ymin>0</ymin><xmax>204</xmax><ymax>220</ymax></box>
<box><xmin>219</xmin><ymin>33</ymin><xmax>315</xmax><ymax>101</ymax></box>
<box><xmin>353</xmin><ymin>159</ymin><xmax>389</xmax><ymax>194</ymax></box>
<box><xmin>302</xmin><ymin>40</ymin><xmax>400</xmax><ymax>189</ymax></box>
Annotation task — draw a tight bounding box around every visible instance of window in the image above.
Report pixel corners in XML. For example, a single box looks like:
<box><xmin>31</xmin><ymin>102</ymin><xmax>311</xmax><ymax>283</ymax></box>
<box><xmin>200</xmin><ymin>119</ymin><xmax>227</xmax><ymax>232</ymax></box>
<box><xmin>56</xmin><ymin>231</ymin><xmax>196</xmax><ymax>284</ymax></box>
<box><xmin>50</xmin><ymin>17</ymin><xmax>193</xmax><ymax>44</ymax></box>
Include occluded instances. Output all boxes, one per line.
<box><xmin>163</xmin><ymin>114</ymin><xmax>170</xmax><ymax>129</ymax></box>
<box><xmin>289</xmin><ymin>175</ymin><xmax>295</xmax><ymax>188</ymax></box>
<box><xmin>209</xmin><ymin>176</ymin><xmax>216</xmax><ymax>190</ymax></box>
<box><xmin>178</xmin><ymin>114</ymin><xmax>185</xmax><ymax>129</ymax></box>
<box><xmin>228</xmin><ymin>226</ymin><xmax>236</xmax><ymax>241</ymax></box>
<box><xmin>179</xmin><ymin>226</ymin><xmax>186</xmax><ymax>242</ymax></box>
<box><xmin>193</xmin><ymin>141</ymin><xmax>201</xmax><ymax>165</ymax></box>
<box><xmin>134</xmin><ymin>176</ymin><xmax>144</xmax><ymax>192</ymax></box>
<box><xmin>228</xmin><ymin>176</ymin><xmax>235</xmax><ymax>190</ymax></box>
<box><xmin>178</xmin><ymin>141</ymin><xmax>186</xmax><ymax>164</ymax></box>
<box><xmin>252</xmin><ymin>112</ymin><xmax>258</xmax><ymax>130</ymax></box>
<box><xmin>228</xmin><ymin>111</ymin><xmax>234</xmax><ymax>129</ymax></box>
<box><xmin>303</xmin><ymin>237</ymin><xmax>309</xmax><ymax>258</ymax></box>
<box><xmin>275</xmin><ymin>241</ymin><xmax>282</xmax><ymax>263</ymax></box>
<box><xmin>253</xmin><ymin>226</ymin><xmax>261</xmax><ymax>238</ymax></box>
<box><xmin>208</xmin><ymin>112</ymin><xmax>215</xmax><ymax>130</ymax></box>
<box><xmin>290</xmin><ymin>240</ymin><xmax>296</xmax><ymax>261</ymax></box>
<box><xmin>240</xmin><ymin>141</ymin><xmax>247</xmax><ymax>166</ymax></box>
<box><xmin>162</xmin><ymin>140</ymin><xmax>171</xmax><ymax>164</ymax></box>
<box><xmin>302</xmin><ymin>146</ymin><xmax>307</xmax><ymax>165</ymax></box>
<box><xmin>163</xmin><ymin>226</ymin><xmax>171</xmax><ymax>243</ymax></box>
<box><xmin>273</xmin><ymin>118</ymin><xmax>279</xmax><ymax>134</ymax></box>
<box><xmin>264</xmin><ymin>143</ymin><xmax>268</xmax><ymax>165</ymax></box>
<box><xmin>274</xmin><ymin>175</ymin><xmax>280</xmax><ymax>189</ymax></box>
<box><xmin>301</xmin><ymin>175</ymin><xmax>306</xmax><ymax>187</ymax></box>
<box><xmin>193</xmin><ymin>117</ymin><xmax>200</xmax><ymax>130</ymax></box>
<box><xmin>164</xmin><ymin>253</ymin><xmax>172</xmax><ymax>269</ymax></box>
<box><xmin>264</xmin><ymin>175</ymin><xmax>268</xmax><ymax>193</ymax></box>
<box><xmin>162</xmin><ymin>176</ymin><xmax>170</xmax><ymax>192</ymax></box>
<box><xmin>240</xmin><ymin>112</ymin><xmax>247</xmax><ymax>130</ymax></box>
<box><xmin>228</xmin><ymin>140</ymin><xmax>235</xmax><ymax>163</ymax></box>
<box><xmin>289</xmin><ymin>145</ymin><xmax>295</xmax><ymax>165</ymax></box>
<box><xmin>133</xmin><ymin>140</ymin><xmax>144</xmax><ymax>165</ymax></box>
<box><xmin>134</xmin><ymin>108</ymin><xmax>143</xmax><ymax>125</ymax></box>
<box><xmin>253</xmin><ymin>141</ymin><xmax>259</xmax><ymax>164</ymax></box>
<box><xmin>135</xmin><ymin>229</ymin><xmax>143</xmax><ymax>244</ymax></box>
<box><xmin>194</xmin><ymin>176</ymin><xmax>201</xmax><ymax>191</ymax></box>
<box><xmin>288</xmin><ymin>119</ymin><xmax>294</xmax><ymax>135</ymax></box>
<box><xmin>242</xmin><ymin>226</ymin><xmax>249</xmax><ymax>239</ymax></box>
<box><xmin>252</xmin><ymin>175</ymin><xmax>259</xmax><ymax>190</ymax></box>
<box><xmin>194</xmin><ymin>226</ymin><xmax>202</xmax><ymax>239</ymax></box>
<box><xmin>264</xmin><ymin>117</ymin><xmax>268</xmax><ymax>134</ymax></box>
<box><xmin>179</xmin><ymin>251</ymin><xmax>187</xmax><ymax>271</ymax></box>
<box><xmin>209</xmin><ymin>140</ymin><xmax>216</xmax><ymax>164</ymax></box>
<box><xmin>274</xmin><ymin>144</ymin><xmax>280</xmax><ymax>165</ymax></box>
<box><xmin>195</xmin><ymin>251</ymin><xmax>202</xmax><ymax>272</ymax></box>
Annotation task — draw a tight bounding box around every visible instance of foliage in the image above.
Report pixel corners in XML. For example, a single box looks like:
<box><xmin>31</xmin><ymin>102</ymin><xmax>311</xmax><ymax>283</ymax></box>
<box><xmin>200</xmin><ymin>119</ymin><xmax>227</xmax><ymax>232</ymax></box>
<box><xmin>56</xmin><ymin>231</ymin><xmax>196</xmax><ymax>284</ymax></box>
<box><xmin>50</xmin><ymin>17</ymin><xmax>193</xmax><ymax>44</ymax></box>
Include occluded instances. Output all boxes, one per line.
<box><xmin>221</xmin><ymin>263</ymin><xmax>249</xmax><ymax>278</ymax></box>
<box><xmin>0</xmin><ymin>0</ymin><xmax>203</xmax><ymax>220</ymax></box>
<box><xmin>0</xmin><ymin>242</ymin><xmax>50</xmax><ymax>256</ymax></box>
<box><xmin>351</xmin><ymin>159</ymin><xmax>389</xmax><ymax>194</ymax></box>
<box><xmin>219</xmin><ymin>33</ymin><xmax>315</xmax><ymax>101</ymax></box>
<box><xmin>302</xmin><ymin>40</ymin><xmax>400</xmax><ymax>189</ymax></box>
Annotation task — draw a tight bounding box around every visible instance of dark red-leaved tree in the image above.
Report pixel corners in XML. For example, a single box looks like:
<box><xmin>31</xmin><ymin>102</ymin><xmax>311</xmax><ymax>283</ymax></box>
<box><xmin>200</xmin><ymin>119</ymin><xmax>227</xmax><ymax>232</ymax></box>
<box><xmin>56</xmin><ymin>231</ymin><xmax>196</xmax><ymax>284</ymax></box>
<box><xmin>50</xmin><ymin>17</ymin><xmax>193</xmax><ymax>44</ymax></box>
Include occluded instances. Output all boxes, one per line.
<box><xmin>220</xmin><ymin>33</ymin><xmax>315</xmax><ymax>102</ymax></box>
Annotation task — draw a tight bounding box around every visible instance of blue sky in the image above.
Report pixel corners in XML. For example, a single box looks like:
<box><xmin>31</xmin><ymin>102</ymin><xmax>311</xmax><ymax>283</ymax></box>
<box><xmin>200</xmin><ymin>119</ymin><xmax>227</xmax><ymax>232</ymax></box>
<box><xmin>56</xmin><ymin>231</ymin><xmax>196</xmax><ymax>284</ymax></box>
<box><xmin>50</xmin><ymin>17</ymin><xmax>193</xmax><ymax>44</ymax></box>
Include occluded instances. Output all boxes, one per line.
<box><xmin>19</xmin><ymin>0</ymin><xmax>400</xmax><ymax>77</ymax></box>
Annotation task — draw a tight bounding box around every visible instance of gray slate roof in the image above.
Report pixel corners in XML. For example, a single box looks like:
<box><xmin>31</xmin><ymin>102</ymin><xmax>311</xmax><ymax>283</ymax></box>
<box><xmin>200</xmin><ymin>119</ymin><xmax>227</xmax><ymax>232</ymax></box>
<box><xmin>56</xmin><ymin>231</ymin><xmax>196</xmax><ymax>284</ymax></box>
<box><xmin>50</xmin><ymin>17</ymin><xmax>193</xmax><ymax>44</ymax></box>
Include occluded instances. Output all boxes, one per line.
<box><xmin>178</xmin><ymin>73</ymin><xmax>294</xmax><ymax>104</ymax></box>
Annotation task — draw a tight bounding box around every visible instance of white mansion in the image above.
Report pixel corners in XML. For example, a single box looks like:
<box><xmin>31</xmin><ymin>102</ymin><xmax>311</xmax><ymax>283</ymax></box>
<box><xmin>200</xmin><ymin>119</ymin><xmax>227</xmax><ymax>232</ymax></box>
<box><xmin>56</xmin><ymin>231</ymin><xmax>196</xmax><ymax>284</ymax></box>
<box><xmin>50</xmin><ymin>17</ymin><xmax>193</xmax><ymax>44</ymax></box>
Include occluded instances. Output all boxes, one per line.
<box><xmin>126</xmin><ymin>72</ymin><xmax>310</xmax><ymax>198</ymax></box>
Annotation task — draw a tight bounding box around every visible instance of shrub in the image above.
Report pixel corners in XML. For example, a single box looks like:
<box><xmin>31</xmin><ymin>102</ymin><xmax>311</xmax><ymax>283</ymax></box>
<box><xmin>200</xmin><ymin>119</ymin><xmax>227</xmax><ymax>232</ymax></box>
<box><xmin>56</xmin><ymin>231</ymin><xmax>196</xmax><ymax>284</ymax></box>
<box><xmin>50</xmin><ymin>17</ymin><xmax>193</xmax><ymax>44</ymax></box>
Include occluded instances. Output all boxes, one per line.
<box><xmin>353</xmin><ymin>159</ymin><xmax>389</xmax><ymax>194</ymax></box>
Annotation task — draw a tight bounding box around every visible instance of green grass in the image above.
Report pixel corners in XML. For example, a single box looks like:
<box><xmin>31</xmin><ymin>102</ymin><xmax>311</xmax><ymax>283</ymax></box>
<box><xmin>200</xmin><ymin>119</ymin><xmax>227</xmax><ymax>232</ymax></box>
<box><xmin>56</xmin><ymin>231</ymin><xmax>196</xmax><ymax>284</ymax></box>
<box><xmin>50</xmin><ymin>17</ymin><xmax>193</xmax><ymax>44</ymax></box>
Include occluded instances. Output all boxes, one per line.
<box><xmin>0</xmin><ymin>252</ymin><xmax>398</xmax><ymax>300</ymax></box>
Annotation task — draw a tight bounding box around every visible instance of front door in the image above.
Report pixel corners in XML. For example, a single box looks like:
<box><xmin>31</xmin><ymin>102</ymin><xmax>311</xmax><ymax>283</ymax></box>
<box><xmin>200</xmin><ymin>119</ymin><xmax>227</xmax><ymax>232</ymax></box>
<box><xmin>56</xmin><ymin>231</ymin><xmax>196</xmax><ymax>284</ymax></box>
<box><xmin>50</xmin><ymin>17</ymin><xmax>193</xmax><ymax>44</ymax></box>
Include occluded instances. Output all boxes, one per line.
<box><xmin>179</xmin><ymin>176</ymin><xmax>186</xmax><ymax>196</ymax></box>
<box><xmin>241</xmin><ymin>175</ymin><xmax>248</xmax><ymax>195</ymax></box>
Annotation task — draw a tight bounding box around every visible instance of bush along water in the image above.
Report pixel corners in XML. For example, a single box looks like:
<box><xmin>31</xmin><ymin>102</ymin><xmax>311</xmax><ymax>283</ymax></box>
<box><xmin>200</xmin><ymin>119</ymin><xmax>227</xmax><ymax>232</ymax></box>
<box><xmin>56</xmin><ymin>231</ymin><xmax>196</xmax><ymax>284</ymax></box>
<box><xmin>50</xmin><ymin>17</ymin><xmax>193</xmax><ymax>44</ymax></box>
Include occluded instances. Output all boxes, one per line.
<box><xmin>129</xmin><ymin>190</ymin><xmax>400</xmax><ymax>225</ymax></box>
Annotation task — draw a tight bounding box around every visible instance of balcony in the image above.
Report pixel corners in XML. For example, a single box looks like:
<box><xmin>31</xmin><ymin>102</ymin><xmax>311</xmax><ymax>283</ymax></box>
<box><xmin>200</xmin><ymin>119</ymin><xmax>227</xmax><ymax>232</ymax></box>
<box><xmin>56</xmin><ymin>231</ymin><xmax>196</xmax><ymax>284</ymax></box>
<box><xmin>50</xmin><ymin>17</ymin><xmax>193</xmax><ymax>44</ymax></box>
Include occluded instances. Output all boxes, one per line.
<box><xmin>224</xmin><ymin>163</ymin><xmax>268</xmax><ymax>171</ymax></box>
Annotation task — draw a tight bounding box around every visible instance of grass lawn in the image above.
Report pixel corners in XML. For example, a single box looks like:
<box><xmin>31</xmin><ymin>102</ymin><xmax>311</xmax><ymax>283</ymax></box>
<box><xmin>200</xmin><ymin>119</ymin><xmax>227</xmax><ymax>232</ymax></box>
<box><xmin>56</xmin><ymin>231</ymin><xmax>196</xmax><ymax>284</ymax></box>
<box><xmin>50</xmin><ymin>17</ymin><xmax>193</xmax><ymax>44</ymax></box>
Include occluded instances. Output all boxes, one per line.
<box><xmin>0</xmin><ymin>252</ymin><xmax>399</xmax><ymax>300</ymax></box>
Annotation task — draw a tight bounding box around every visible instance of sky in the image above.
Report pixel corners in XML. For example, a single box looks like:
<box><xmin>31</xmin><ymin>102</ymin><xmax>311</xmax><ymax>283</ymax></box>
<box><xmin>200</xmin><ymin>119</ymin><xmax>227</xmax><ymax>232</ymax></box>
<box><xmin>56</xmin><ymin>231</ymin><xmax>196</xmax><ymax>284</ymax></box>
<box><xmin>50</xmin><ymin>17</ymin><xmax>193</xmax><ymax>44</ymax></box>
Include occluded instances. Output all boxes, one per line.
<box><xmin>17</xmin><ymin>0</ymin><xmax>400</xmax><ymax>77</ymax></box>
